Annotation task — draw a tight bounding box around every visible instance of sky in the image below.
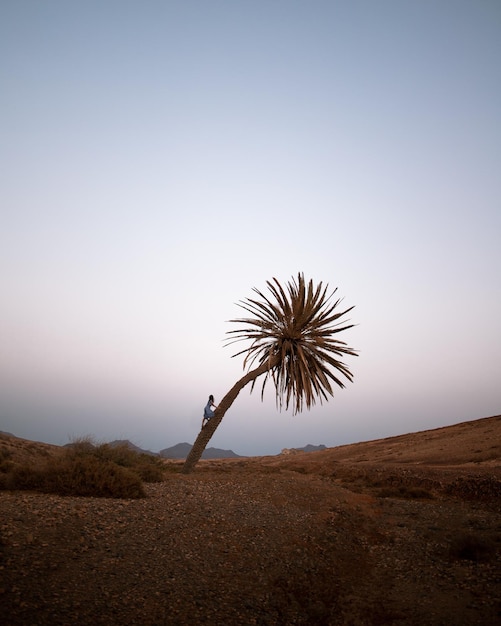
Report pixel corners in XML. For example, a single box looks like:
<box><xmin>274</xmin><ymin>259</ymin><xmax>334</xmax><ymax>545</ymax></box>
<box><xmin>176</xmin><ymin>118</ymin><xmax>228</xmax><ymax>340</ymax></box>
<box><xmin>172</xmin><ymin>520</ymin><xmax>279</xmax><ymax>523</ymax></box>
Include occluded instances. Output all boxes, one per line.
<box><xmin>1</xmin><ymin>1</ymin><xmax>500</xmax><ymax>456</ymax></box>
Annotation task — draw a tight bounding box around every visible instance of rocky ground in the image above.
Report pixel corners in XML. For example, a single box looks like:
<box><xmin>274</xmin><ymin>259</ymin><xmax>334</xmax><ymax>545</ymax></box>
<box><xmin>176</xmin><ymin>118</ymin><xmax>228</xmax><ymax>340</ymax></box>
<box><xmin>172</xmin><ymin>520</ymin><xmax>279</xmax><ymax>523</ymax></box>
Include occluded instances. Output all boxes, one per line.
<box><xmin>1</xmin><ymin>416</ymin><xmax>500</xmax><ymax>625</ymax></box>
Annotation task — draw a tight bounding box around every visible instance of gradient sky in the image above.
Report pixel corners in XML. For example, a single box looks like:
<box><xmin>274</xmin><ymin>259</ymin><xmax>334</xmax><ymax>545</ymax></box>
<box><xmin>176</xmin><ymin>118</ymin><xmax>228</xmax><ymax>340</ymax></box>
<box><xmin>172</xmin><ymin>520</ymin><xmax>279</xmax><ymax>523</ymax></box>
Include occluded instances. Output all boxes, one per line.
<box><xmin>1</xmin><ymin>1</ymin><xmax>500</xmax><ymax>455</ymax></box>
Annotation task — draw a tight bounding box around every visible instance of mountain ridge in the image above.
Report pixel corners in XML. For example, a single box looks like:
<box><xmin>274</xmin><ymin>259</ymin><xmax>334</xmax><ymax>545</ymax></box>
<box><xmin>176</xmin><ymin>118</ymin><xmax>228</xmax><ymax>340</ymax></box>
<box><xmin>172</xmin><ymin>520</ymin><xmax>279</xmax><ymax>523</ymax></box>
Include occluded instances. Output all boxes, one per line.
<box><xmin>1</xmin><ymin>414</ymin><xmax>499</xmax><ymax>466</ymax></box>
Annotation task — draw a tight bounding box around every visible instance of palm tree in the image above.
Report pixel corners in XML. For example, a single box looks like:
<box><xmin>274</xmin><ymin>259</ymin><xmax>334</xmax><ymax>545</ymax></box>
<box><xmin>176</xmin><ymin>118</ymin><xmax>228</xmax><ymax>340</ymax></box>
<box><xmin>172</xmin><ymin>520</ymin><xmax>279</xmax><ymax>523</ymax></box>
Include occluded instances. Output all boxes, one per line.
<box><xmin>181</xmin><ymin>273</ymin><xmax>357</xmax><ymax>474</ymax></box>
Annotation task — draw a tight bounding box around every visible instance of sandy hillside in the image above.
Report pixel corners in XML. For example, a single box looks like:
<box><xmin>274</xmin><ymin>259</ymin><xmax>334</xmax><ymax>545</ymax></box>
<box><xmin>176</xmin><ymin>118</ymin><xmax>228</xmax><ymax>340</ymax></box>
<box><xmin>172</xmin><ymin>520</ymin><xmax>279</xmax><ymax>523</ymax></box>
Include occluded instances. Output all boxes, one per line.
<box><xmin>244</xmin><ymin>414</ymin><xmax>501</xmax><ymax>475</ymax></box>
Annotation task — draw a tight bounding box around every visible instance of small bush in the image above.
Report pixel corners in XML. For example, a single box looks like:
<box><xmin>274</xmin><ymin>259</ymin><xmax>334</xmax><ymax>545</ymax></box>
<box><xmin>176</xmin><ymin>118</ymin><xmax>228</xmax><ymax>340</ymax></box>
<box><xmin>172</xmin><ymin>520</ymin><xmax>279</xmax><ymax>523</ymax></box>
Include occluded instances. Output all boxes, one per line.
<box><xmin>377</xmin><ymin>486</ymin><xmax>433</xmax><ymax>500</ymax></box>
<box><xmin>0</xmin><ymin>449</ymin><xmax>14</xmax><ymax>475</ymax></box>
<box><xmin>449</xmin><ymin>532</ymin><xmax>495</xmax><ymax>562</ymax></box>
<box><xmin>134</xmin><ymin>462</ymin><xmax>165</xmax><ymax>482</ymax></box>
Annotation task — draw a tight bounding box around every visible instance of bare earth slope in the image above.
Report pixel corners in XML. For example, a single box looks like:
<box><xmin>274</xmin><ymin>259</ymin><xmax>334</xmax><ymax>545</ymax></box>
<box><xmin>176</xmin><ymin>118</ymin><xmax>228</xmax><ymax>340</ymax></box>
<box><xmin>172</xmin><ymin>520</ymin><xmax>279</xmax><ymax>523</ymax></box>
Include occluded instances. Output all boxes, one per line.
<box><xmin>259</xmin><ymin>414</ymin><xmax>501</xmax><ymax>467</ymax></box>
<box><xmin>1</xmin><ymin>415</ymin><xmax>500</xmax><ymax>625</ymax></box>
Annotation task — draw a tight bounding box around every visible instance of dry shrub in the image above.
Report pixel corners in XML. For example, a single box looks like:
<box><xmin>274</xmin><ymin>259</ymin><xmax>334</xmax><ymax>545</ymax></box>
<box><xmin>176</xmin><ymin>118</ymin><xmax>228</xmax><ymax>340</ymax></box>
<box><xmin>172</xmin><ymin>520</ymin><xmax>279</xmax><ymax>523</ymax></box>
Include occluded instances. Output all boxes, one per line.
<box><xmin>68</xmin><ymin>439</ymin><xmax>166</xmax><ymax>483</ymax></box>
<box><xmin>3</xmin><ymin>464</ymin><xmax>47</xmax><ymax>491</ymax></box>
<box><xmin>449</xmin><ymin>532</ymin><xmax>496</xmax><ymax>562</ymax></box>
<box><xmin>1</xmin><ymin>437</ymin><xmax>166</xmax><ymax>498</ymax></box>
<box><xmin>445</xmin><ymin>476</ymin><xmax>501</xmax><ymax>501</ymax></box>
<box><xmin>335</xmin><ymin>466</ymin><xmax>441</xmax><ymax>499</ymax></box>
<box><xmin>0</xmin><ymin>450</ymin><xmax>15</xmax><ymax>490</ymax></box>
<box><xmin>26</xmin><ymin>442</ymin><xmax>51</xmax><ymax>457</ymax></box>
<box><xmin>46</xmin><ymin>456</ymin><xmax>145</xmax><ymax>498</ymax></box>
<box><xmin>377</xmin><ymin>486</ymin><xmax>433</xmax><ymax>499</ymax></box>
<box><xmin>0</xmin><ymin>448</ymin><xmax>14</xmax><ymax>473</ymax></box>
<box><xmin>7</xmin><ymin>455</ymin><xmax>145</xmax><ymax>498</ymax></box>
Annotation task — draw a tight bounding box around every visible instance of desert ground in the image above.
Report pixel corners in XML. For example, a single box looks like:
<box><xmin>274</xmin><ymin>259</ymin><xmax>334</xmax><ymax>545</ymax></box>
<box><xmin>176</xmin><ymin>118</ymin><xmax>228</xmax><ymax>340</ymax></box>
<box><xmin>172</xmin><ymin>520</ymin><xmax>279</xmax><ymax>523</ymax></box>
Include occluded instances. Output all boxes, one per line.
<box><xmin>1</xmin><ymin>415</ymin><xmax>500</xmax><ymax>625</ymax></box>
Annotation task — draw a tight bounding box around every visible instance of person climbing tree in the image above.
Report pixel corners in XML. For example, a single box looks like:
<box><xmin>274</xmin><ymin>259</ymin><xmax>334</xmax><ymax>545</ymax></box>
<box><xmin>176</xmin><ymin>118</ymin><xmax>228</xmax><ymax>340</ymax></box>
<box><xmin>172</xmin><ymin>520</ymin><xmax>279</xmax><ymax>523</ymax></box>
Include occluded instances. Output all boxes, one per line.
<box><xmin>202</xmin><ymin>395</ymin><xmax>217</xmax><ymax>428</ymax></box>
<box><xmin>182</xmin><ymin>273</ymin><xmax>357</xmax><ymax>474</ymax></box>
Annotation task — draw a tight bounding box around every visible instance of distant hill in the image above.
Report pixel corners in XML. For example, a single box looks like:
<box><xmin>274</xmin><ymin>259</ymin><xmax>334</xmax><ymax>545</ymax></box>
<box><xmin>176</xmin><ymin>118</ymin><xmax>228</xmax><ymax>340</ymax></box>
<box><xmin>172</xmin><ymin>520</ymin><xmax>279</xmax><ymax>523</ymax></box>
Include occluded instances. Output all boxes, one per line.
<box><xmin>159</xmin><ymin>442</ymin><xmax>192</xmax><ymax>459</ymax></box>
<box><xmin>159</xmin><ymin>442</ymin><xmax>241</xmax><ymax>459</ymax></box>
<box><xmin>108</xmin><ymin>440</ymin><xmax>159</xmax><ymax>456</ymax></box>
<box><xmin>300</xmin><ymin>444</ymin><xmax>326</xmax><ymax>453</ymax></box>
<box><xmin>281</xmin><ymin>444</ymin><xmax>327</xmax><ymax>455</ymax></box>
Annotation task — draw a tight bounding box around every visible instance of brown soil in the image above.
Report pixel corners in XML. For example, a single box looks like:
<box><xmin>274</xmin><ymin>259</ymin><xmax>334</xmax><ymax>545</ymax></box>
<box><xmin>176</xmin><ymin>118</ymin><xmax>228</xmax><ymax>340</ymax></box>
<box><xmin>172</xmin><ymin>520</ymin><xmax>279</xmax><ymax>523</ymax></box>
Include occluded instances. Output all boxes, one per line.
<box><xmin>1</xmin><ymin>415</ymin><xmax>500</xmax><ymax>625</ymax></box>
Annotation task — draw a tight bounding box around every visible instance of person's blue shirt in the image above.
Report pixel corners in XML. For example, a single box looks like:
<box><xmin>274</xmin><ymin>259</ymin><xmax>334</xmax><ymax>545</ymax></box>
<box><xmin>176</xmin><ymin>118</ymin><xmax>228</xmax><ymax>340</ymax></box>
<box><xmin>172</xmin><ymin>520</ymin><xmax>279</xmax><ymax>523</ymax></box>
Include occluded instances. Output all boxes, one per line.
<box><xmin>204</xmin><ymin>402</ymin><xmax>215</xmax><ymax>419</ymax></box>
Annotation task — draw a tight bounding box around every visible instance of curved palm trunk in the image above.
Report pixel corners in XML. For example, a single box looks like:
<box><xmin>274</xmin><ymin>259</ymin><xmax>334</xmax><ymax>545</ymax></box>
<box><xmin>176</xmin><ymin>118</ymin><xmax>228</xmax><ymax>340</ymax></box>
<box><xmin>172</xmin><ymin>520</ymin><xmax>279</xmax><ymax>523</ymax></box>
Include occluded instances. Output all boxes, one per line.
<box><xmin>181</xmin><ymin>357</ymin><xmax>278</xmax><ymax>474</ymax></box>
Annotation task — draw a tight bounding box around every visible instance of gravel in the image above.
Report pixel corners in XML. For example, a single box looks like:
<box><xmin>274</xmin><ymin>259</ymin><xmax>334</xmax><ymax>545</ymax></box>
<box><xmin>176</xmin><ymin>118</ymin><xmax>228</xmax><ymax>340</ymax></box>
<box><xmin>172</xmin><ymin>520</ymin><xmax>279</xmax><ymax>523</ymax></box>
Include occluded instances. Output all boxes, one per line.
<box><xmin>1</xmin><ymin>467</ymin><xmax>500</xmax><ymax>625</ymax></box>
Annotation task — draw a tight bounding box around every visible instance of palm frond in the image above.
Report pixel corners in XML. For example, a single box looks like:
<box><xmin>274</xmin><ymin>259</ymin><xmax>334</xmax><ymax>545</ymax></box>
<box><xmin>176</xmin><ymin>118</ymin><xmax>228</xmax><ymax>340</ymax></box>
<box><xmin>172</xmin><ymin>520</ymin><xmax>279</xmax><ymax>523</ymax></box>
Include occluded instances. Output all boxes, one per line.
<box><xmin>226</xmin><ymin>273</ymin><xmax>358</xmax><ymax>414</ymax></box>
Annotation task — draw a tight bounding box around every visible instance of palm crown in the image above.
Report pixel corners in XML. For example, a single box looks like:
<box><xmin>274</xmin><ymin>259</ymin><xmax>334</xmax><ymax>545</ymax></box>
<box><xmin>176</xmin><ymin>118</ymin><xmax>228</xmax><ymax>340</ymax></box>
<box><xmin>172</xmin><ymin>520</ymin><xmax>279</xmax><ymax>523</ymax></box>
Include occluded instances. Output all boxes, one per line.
<box><xmin>226</xmin><ymin>273</ymin><xmax>357</xmax><ymax>414</ymax></box>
